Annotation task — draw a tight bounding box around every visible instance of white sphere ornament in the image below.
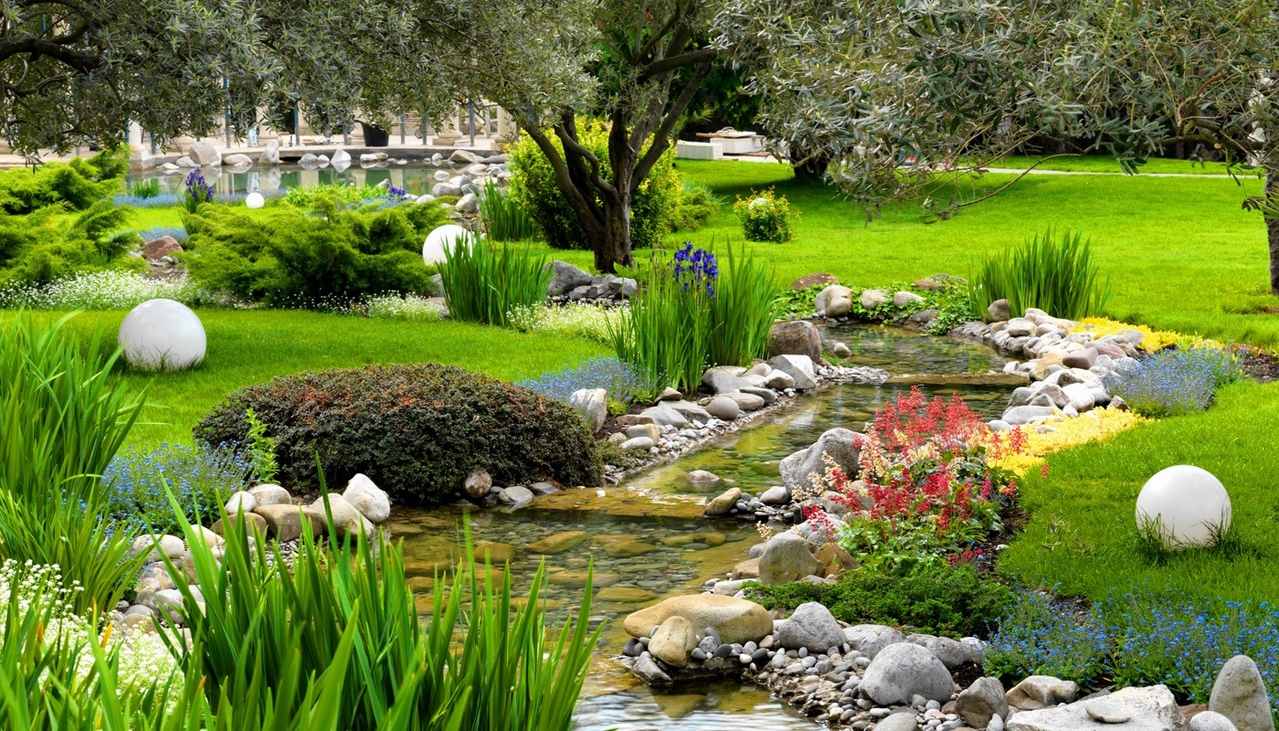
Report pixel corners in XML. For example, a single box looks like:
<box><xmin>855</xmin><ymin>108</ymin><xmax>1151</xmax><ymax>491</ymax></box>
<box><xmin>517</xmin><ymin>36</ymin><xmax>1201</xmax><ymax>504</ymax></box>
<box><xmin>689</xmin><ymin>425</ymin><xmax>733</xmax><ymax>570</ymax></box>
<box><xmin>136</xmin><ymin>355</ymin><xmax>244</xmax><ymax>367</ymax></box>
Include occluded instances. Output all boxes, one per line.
<box><xmin>422</xmin><ymin>224</ymin><xmax>474</xmax><ymax>265</ymax></box>
<box><xmin>245</xmin><ymin>191</ymin><xmax>265</xmax><ymax>209</ymax></box>
<box><xmin>1135</xmin><ymin>465</ymin><xmax>1231</xmax><ymax>549</ymax></box>
<box><xmin>118</xmin><ymin>299</ymin><xmax>207</xmax><ymax>371</ymax></box>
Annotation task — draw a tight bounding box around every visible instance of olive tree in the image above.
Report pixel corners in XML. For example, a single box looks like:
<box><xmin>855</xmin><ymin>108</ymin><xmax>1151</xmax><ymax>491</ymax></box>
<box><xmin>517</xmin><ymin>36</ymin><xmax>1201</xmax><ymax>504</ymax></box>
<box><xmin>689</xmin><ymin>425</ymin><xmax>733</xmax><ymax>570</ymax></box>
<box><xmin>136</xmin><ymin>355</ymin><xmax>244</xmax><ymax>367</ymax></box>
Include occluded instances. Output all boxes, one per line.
<box><xmin>717</xmin><ymin>0</ymin><xmax>1279</xmax><ymax>290</ymax></box>
<box><xmin>412</xmin><ymin>0</ymin><xmax>722</xmax><ymax>272</ymax></box>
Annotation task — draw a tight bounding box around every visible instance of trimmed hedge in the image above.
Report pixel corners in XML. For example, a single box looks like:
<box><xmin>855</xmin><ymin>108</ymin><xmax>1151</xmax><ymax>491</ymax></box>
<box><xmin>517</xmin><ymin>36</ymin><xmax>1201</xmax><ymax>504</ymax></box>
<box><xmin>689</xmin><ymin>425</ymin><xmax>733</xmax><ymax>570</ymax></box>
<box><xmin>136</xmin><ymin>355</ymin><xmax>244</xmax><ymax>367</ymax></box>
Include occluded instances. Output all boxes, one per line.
<box><xmin>194</xmin><ymin>364</ymin><xmax>603</xmax><ymax>505</ymax></box>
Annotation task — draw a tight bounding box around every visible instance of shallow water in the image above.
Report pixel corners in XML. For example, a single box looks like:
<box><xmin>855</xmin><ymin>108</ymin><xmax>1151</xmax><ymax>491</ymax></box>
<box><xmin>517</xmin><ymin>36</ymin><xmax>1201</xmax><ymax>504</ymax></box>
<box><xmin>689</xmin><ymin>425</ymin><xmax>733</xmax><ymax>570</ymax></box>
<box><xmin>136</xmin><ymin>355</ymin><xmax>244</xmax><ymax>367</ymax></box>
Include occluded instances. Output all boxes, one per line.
<box><xmin>392</xmin><ymin>325</ymin><xmax>1009</xmax><ymax>729</ymax></box>
<box><xmin>128</xmin><ymin>162</ymin><xmax>449</xmax><ymax>197</ymax></box>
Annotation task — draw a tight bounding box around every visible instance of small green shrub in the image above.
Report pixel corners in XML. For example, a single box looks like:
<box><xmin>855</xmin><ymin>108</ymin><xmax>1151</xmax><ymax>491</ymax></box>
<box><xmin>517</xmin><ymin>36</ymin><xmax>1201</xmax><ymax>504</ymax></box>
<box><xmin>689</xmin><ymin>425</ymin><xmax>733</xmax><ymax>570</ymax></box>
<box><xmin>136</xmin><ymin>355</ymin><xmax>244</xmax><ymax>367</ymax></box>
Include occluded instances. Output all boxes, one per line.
<box><xmin>194</xmin><ymin>364</ymin><xmax>603</xmax><ymax>506</ymax></box>
<box><xmin>126</xmin><ymin>178</ymin><xmax>162</xmax><ymax>200</ymax></box>
<box><xmin>746</xmin><ymin>563</ymin><xmax>1013</xmax><ymax>638</ymax></box>
<box><xmin>508</xmin><ymin>123</ymin><xmax>682</xmax><ymax>250</ymax></box>
<box><xmin>672</xmin><ymin>179</ymin><xmax>722</xmax><ymax>231</ymax></box>
<box><xmin>733</xmin><ymin>188</ymin><xmax>794</xmax><ymax>243</ymax></box>
<box><xmin>281</xmin><ymin>182</ymin><xmax>386</xmax><ymax>208</ymax></box>
<box><xmin>244</xmin><ymin>408</ymin><xmax>279</xmax><ymax>483</ymax></box>
<box><xmin>181</xmin><ymin>200</ymin><xmax>444</xmax><ymax>306</ymax></box>
<box><xmin>968</xmin><ymin>228</ymin><xmax>1110</xmax><ymax>320</ymax></box>
<box><xmin>0</xmin><ymin>149</ymin><xmax>124</xmax><ymax>214</ymax></box>
<box><xmin>479</xmin><ymin>181</ymin><xmax>539</xmax><ymax>241</ymax></box>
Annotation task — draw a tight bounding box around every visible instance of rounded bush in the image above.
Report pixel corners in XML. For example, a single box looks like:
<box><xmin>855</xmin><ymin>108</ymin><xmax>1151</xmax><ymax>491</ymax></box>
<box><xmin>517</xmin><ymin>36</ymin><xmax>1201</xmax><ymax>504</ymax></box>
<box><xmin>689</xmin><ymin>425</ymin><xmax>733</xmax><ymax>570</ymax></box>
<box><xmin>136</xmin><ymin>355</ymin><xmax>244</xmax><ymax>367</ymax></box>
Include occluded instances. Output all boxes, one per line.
<box><xmin>194</xmin><ymin>364</ymin><xmax>603</xmax><ymax>506</ymax></box>
<box><xmin>508</xmin><ymin>123</ymin><xmax>681</xmax><ymax>250</ymax></box>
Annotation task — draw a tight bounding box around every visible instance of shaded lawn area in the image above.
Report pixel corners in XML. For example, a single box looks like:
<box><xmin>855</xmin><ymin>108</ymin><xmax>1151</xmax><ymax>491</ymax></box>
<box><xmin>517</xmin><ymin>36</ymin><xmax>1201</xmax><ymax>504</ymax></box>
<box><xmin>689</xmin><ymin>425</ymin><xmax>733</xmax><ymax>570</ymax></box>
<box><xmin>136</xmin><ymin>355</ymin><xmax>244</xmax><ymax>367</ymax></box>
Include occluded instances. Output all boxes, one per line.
<box><xmin>998</xmin><ymin>379</ymin><xmax>1279</xmax><ymax>603</ymax></box>
<box><xmin>989</xmin><ymin>154</ymin><xmax>1258</xmax><ymax>176</ymax></box>
<box><xmin>24</xmin><ymin>309</ymin><xmax>607</xmax><ymax>447</ymax></box>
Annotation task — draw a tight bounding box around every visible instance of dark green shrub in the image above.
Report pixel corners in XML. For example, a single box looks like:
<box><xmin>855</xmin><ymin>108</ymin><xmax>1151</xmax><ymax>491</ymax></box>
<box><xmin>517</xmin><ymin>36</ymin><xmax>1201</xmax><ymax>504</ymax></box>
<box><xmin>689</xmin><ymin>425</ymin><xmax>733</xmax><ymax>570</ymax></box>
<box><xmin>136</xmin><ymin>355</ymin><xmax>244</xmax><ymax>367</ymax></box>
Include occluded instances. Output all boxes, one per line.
<box><xmin>181</xmin><ymin>201</ymin><xmax>445</xmax><ymax>305</ymax></box>
<box><xmin>0</xmin><ymin>200</ymin><xmax>141</xmax><ymax>286</ymax></box>
<box><xmin>194</xmin><ymin>364</ymin><xmax>603</xmax><ymax>505</ymax></box>
<box><xmin>508</xmin><ymin>124</ymin><xmax>682</xmax><ymax>250</ymax></box>
<box><xmin>0</xmin><ymin>148</ymin><xmax>125</xmax><ymax>214</ymax></box>
<box><xmin>746</xmin><ymin>563</ymin><xmax>1013</xmax><ymax>638</ymax></box>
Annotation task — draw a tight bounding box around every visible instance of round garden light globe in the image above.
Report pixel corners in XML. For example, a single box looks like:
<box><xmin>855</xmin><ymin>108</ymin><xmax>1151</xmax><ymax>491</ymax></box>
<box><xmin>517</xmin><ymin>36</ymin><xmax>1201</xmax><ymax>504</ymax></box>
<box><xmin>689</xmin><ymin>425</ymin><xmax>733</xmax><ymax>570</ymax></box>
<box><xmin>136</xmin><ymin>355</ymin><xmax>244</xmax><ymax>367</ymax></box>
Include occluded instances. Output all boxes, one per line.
<box><xmin>118</xmin><ymin>299</ymin><xmax>207</xmax><ymax>371</ymax></box>
<box><xmin>245</xmin><ymin>192</ymin><xmax>265</xmax><ymax>209</ymax></box>
<box><xmin>1135</xmin><ymin>465</ymin><xmax>1231</xmax><ymax>549</ymax></box>
<box><xmin>422</xmin><ymin>224</ymin><xmax>473</xmax><ymax>265</ymax></box>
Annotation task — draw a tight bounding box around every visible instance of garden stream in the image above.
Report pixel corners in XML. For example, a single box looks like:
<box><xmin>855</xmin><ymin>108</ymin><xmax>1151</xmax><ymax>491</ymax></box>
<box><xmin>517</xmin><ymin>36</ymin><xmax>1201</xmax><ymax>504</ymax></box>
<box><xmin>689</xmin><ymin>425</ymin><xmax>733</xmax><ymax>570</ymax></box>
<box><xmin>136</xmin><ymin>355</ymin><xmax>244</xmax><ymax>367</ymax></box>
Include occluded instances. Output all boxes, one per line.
<box><xmin>393</xmin><ymin>325</ymin><xmax>1011</xmax><ymax>729</ymax></box>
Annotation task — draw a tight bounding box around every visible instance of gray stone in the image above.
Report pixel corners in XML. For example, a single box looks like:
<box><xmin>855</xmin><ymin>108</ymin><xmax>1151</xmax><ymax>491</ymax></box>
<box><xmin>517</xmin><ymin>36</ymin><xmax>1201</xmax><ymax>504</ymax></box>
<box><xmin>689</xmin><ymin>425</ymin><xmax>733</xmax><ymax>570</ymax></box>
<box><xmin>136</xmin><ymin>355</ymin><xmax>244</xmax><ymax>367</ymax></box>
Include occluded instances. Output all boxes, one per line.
<box><xmin>1006</xmin><ymin>685</ymin><xmax>1178</xmax><ymax>731</ymax></box>
<box><xmin>1006</xmin><ymin>676</ymin><xmax>1080</xmax><ymax>710</ymax></box>
<box><xmin>431</xmin><ymin>182</ymin><xmax>462</xmax><ymax>197</ymax></box>
<box><xmin>620</xmin><ymin>436</ymin><xmax>655</xmax><ymax>451</ymax></box>
<box><xmin>705</xmin><ymin>488</ymin><xmax>743</xmax><ymax>516</ymax></box>
<box><xmin>223</xmin><ymin>153</ymin><xmax>253</xmax><ymax>167</ymax></box>
<box><xmin>908</xmin><ymin>634</ymin><xmax>982</xmax><ymax>670</ymax></box>
<box><xmin>1005</xmin><ymin>318</ymin><xmax>1035</xmax><ymax>337</ymax></box>
<box><xmin>767</xmin><ymin>354</ymin><xmax>818</xmax><ymax>390</ymax></box>
<box><xmin>632</xmin><ymin>653</ymin><xmax>671</xmax><ymax>685</ymax></box>
<box><xmin>1210</xmin><ymin>655</ymin><xmax>1274</xmax><ymax>731</ymax></box>
<box><xmin>190</xmin><ymin>140</ymin><xmax>221</xmax><ymax>166</ymax></box>
<box><xmin>860</xmin><ymin>289</ymin><xmax>889</xmax><ymax>309</ymax></box>
<box><xmin>688</xmin><ymin>469</ymin><xmax>721</xmax><ymax>484</ymax></box>
<box><xmin>456</xmin><ymin>192</ymin><xmax>479</xmax><ymax>213</ymax></box>
<box><xmin>765</xmin><ymin>370</ymin><xmax>796</xmax><ymax>390</ymax></box>
<box><xmin>844</xmin><ymin>624</ymin><xmax>906</xmax><ymax>659</ymax></box>
<box><xmin>1085</xmin><ymin>698</ymin><xmax>1133</xmax><ymax>724</ymax></box>
<box><xmin>547</xmin><ymin>260</ymin><xmax>594</xmax><ymax>296</ymax></box>
<box><xmin>248</xmin><ymin>483</ymin><xmax>291</xmax><ymax>507</ymax></box>
<box><xmin>727</xmin><ymin>391</ymin><xmax>767</xmax><ymax>412</ymax></box>
<box><xmin>860</xmin><ymin>642</ymin><xmax>954</xmax><ymax>705</ymax></box>
<box><xmin>775</xmin><ymin>602</ymin><xmax>846</xmax><ymax>652</ymax></box>
<box><xmin>498</xmin><ymin>485</ymin><xmax>535</xmax><ymax>509</ymax></box>
<box><xmin>760</xmin><ymin>485</ymin><xmax>790</xmax><ymax>505</ymax></box>
<box><xmin>780</xmin><ymin>427</ymin><xmax>860</xmax><ymax>489</ymax></box>
<box><xmin>464</xmin><ymin>468</ymin><xmax>492</xmax><ymax>499</ymax></box>
<box><xmin>261</xmin><ymin>140</ymin><xmax>281</xmax><ymax>164</ymax></box>
<box><xmin>893</xmin><ymin>291</ymin><xmax>925</xmax><ymax>307</ymax></box>
<box><xmin>988</xmin><ymin>299</ymin><xmax>1011</xmax><ymax>321</ymax></box>
<box><xmin>649</xmin><ymin>615</ymin><xmax>697</xmax><ymax>667</ymax></box>
<box><xmin>758</xmin><ymin>533</ymin><xmax>819</xmax><ymax>585</ymax></box>
<box><xmin>342</xmin><ymin>473</ymin><xmax>391</xmax><ymax>523</ymax></box>
<box><xmin>956</xmin><ymin>677</ymin><xmax>1008</xmax><ymax>729</ymax></box>
<box><xmin>706</xmin><ymin>395</ymin><xmax>743</xmax><ymax>420</ymax></box>
<box><xmin>817</xmin><ymin>285</ymin><xmax>855</xmax><ymax>317</ymax></box>
<box><xmin>875</xmin><ymin>711</ymin><xmax>919</xmax><ymax>731</ymax></box>
<box><xmin>569</xmin><ymin>388</ymin><xmax>608</xmax><ymax>432</ymax></box>
<box><xmin>1192</xmin><ymin>711</ymin><xmax>1241</xmax><ymax>731</ymax></box>
<box><xmin>703</xmin><ymin>365</ymin><xmax>751</xmax><ymax>394</ymax></box>
<box><xmin>1002</xmin><ymin>405</ymin><xmax>1056</xmax><ymax>426</ymax></box>
<box><xmin>667</xmin><ymin>400</ymin><xmax>713</xmax><ymax>424</ymax></box>
<box><xmin>768</xmin><ymin>320</ymin><xmax>824</xmax><ymax>360</ymax></box>
<box><xmin>640</xmin><ymin>403</ymin><xmax>689</xmax><ymax>428</ymax></box>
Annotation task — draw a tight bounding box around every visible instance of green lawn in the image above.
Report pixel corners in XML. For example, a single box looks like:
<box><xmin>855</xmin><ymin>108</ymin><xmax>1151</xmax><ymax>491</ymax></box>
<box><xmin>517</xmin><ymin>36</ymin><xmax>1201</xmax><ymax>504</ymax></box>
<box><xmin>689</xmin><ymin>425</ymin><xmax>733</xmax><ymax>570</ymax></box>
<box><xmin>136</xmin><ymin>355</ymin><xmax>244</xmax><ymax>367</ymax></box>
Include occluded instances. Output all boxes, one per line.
<box><xmin>989</xmin><ymin>154</ymin><xmax>1258</xmax><ymax>176</ymax></box>
<box><xmin>1000</xmin><ymin>380</ymin><xmax>1279</xmax><ymax>603</ymax></box>
<box><xmin>29</xmin><ymin>310</ymin><xmax>607</xmax><ymax>448</ymax></box>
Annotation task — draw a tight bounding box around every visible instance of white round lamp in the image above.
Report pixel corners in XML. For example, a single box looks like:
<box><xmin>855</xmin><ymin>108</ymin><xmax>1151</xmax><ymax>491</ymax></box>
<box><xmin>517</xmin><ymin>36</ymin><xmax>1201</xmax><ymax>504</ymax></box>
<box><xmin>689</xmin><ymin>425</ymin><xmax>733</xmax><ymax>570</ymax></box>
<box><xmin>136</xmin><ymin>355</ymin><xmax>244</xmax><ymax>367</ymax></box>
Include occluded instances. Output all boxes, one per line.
<box><xmin>422</xmin><ymin>224</ymin><xmax>473</xmax><ymax>265</ymax></box>
<box><xmin>118</xmin><ymin>299</ymin><xmax>207</xmax><ymax>371</ymax></box>
<box><xmin>1135</xmin><ymin>465</ymin><xmax>1231</xmax><ymax>549</ymax></box>
<box><xmin>245</xmin><ymin>191</ymin><xmax>265</xmax><ymax>209</ymax></box>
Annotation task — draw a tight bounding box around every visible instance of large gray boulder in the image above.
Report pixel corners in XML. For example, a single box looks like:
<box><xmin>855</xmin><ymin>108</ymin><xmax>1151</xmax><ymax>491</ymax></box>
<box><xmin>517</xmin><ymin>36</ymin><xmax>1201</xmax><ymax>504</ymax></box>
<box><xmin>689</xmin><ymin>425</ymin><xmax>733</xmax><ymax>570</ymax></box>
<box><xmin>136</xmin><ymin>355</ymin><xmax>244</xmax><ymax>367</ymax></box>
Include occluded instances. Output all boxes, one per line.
<box><xmin>860</xmin><ymin>642</ymin><xmax>954</xmax><ymax>705</ymax></box>
<box><xmin>758</xmin><ymin>532</ymin><xmax>819</xmax><ymax>585</ymax></box>
<box><xmin>956</xmin><ymin>677</ymin><xmax>1009</xmax><ymax>729</ymax></box>
<box><xmin>775</xmin><ymin>602</ymin><xmax>846</xmax><ymax>652</ymax></box>
<box><xmin>779</xmin><ymin>427</ymin><xmax>860</xmax><ymax>489</ymax></box>
<box><xmin>1210</xmin><ymin>655</ymin><xmax>1275</xmax><ymax>731</ymax></box>
<box><xmin>816</xmin><ymin>285</ymin><xmax>854</xmax><ymax>317</ymax></box>
<box><xmin>843</xmin><ymin>624</ymin><xmax>906</xmax><ymax>659</ymax></box>
<box><xmin>907</xmin><ymin>633</ymin><xmax>983</xmax><ymax>670</ymax></box>
<box><xmin>768</xmin><ymin>320</ymin><xmax>823</xmax><ymax>361</ymax></box>
<box><xmin>767</xmin><ymin>354</ymin><xmax>817</xmax><ymax>390</ymax></box>
<box><xmin>547</xmin><ymin>260</ymin><xmax>594</xmax><ymax>296</ymax></box>
<box><xmin>190</xmin><ymin>140</ymin><xmax>221</xmax><ymax>166</ymax></box>
<box><xmin>1006</xmin><ymin>685</ymin><xmax>1179</xmax><ymax>731</ymax></box>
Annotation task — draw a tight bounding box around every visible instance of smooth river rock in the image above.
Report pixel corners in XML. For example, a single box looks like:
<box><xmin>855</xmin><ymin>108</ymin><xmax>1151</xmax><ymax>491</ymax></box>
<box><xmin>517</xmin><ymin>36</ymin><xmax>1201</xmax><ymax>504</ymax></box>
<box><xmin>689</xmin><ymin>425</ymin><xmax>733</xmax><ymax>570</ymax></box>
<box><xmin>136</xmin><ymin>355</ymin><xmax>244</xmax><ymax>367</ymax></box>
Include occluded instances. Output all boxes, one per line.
<box><xmin>860</xmin><ymin>642</ymin><xmax>954</xmax><ymax>705</ymax></box>
<box><xmin>1210</xmin><ymin>655</ymin><xmax>1275</xmax><ymax>731</ymax></box>
<box><xmin>623</xmin><ymin>594</ymin><xmax>772</xmax><ymax>644</ymax></box>
<box><xmin>1006</xmin><ymin>685</ymin><xmax>1179</xmax><ymax>731</ymax></box>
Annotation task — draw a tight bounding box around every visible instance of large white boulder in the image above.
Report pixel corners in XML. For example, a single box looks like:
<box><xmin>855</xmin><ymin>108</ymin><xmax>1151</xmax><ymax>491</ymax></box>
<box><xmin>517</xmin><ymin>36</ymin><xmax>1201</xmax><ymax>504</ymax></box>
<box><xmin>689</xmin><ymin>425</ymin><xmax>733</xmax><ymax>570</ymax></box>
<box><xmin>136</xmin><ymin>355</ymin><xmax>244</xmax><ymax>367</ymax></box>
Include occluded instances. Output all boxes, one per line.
<box><xmin>342</xmin><ymin>473</ymin><xmax>391</xmax><ymax>523</ymax></box>
<box><xmin>1136</xmin><ymin>465</ymin><xmax>1231</xmax><ymax>549</ymax></box>
<box><xmin>118</xmin><ymin>299</ymin><xmax>207</xmax><ymax>371</ymax></box>
<box><xmin>422</xmin><ymin>224</ymin><xmax>473</xmax><ymax>266</ymax></box>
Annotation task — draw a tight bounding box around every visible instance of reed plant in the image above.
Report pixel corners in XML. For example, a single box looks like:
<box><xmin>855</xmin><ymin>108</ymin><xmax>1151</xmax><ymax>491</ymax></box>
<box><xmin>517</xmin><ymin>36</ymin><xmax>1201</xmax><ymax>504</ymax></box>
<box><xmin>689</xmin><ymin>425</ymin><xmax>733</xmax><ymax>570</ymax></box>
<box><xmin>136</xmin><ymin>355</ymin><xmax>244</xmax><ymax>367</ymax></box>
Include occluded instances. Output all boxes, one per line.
<box><xmin>439</xmin><ymin>237</ymin><xmax>551</xmax><ymax>326</ymax></box>
<box><xmin>611</xmin><ymin>242</ymin><xmax>778</xmax><ymax>392</ymax></box>
<box><xmin>967</xmin><ymin>228</ymin><xmax>1110</xmax><ymax>320</ymax></box>
<box><xmin>479</xmin><ymin>181</ymin><xmax>539</xmax><ymax>241</ymax></box>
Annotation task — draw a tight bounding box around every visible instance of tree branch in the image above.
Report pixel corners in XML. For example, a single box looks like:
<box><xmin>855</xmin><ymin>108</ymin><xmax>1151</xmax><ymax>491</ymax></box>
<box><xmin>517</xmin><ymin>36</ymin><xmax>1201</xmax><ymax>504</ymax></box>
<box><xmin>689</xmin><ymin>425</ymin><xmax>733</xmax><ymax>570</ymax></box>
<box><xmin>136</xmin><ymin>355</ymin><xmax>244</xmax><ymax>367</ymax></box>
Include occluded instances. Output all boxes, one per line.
<box><xmin>632</xmin><ymin>63</ymin><xmax>711</xmax><ymax>187</ymax></box>
<box><xmin>637</xmin><ymin>47</ymin><xmax>718</xmax><ymax>82</ymax></box>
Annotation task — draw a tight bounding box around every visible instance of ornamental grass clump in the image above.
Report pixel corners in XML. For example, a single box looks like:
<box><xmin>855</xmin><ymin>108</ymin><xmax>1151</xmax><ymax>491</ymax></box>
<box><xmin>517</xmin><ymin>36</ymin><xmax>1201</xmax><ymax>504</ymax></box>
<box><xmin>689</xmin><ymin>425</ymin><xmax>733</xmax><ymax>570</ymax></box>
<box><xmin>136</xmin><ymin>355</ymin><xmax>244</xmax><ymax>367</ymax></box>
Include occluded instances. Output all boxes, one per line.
<box><xmin>968</xmin><ymin>228</ymin><xmax>1110</xmax><ymax>320</ymax></box>
<box><xmin>439</xmin><ymin>237</ymin><xmax>551</xmax><ymax>326</ymax></box>
<box><xmin>610</xmin><ymin>242</ymin><xmax>778</xmax><ymax>392</ymax></box>
<box><xmin>479</xmin><ymin>180</ymin><xmax>539</xmax><ymax>241</ymax></box>
<box><xmin>1104</xmin><ymin>347</ymin><xmax>1241</xmax><ymax>416</ymax></box>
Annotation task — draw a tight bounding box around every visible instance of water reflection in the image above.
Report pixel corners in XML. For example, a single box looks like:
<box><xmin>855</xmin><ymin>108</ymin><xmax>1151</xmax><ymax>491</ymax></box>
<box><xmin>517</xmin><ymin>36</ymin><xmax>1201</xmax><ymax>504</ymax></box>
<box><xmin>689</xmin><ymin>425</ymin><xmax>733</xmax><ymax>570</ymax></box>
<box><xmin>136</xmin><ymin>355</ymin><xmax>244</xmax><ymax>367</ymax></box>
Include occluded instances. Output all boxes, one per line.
<box><xmin>129</xmin><ymin>163</ymin><xmax>448</xmax><ymax>196</ymax></box>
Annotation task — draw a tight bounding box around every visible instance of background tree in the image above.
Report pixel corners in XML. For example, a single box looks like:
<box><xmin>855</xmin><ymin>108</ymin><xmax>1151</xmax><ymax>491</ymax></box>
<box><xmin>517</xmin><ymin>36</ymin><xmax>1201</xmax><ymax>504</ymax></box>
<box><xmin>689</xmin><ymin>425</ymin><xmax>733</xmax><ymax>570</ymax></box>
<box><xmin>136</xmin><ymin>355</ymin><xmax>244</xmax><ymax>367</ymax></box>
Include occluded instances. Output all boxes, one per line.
<box><xmin>414</xmin><ymin>0</ymin><xmax>723</xmax><ymax>272</ymax></box>
<box><xmin>718</xmin><ymin>0</ymin><xmax>1279</xmax><ymax>291</ymax></box>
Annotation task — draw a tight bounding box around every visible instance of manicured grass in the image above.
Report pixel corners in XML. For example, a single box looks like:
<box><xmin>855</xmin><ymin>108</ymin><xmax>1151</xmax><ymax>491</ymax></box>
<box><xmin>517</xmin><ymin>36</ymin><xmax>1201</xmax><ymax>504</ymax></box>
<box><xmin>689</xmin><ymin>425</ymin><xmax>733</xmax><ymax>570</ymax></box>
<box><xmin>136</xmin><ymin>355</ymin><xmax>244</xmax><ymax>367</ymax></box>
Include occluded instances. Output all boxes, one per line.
<box><xmin>999</xmin><ymin>380</ymin><xmax>1279</xmax><ymax>603</ymax></box>
<box><xmin>989</xmin><ymin>154</ymin><xmax>1258</xmax><ymax>176</ymax></box>
<box><xmin>664</xmin><ymin>160</ymin><xmax>1277</xmax><ymax>347</ymax></box>
<box><xmin>16</xmin><ymin>309</ymin><xmax>607</xmax><ymax>447</ymax></box>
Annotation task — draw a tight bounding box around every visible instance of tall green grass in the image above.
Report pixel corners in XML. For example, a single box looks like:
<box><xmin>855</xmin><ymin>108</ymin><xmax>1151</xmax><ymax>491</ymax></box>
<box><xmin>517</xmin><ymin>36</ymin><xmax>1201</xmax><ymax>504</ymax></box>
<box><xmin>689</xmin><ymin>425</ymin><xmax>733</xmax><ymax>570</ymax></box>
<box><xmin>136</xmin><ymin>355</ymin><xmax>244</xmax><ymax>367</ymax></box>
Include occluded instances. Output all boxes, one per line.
<box><xmin>0</xmin><ymin>314</ymin><xmax>145</xmax><ymax>613</ymax></box>
<box><xmin>611</xmin><ymin>243</ymin><xmax>779</xmax><ymax>392</ymax></box>
<box><xmin>967</xmin><ymin>228</ymin><xmax>1111</xmax><ymax>320</ymax></box>
<box><xmin>478</xmin><ymin>181</ymin><xmax>539</xmax><ymax>241</ymax></box>
<box><xmin>439</xmin><ymin>237</ymin><xmax>551</xmax><ymax>326</ymax></box>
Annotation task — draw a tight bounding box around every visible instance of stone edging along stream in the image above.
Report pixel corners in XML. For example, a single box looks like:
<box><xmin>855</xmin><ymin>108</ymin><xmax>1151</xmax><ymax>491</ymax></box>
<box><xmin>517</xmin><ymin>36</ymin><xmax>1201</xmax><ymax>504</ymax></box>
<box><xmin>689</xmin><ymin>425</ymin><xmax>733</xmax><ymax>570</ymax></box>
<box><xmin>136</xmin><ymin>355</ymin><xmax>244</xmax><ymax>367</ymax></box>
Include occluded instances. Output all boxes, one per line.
<box><xmin>603</xmin><ymin>305</ymin><xmax>1248</xmax><ymax>731</ymax></box>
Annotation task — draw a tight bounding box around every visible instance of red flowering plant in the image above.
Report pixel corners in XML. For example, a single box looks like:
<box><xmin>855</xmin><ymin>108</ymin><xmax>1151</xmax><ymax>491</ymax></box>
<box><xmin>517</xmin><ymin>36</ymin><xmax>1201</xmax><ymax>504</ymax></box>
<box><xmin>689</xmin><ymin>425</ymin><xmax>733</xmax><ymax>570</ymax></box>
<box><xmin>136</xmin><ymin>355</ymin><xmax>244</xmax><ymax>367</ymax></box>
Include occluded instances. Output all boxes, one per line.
<box><xmin>808</xmin><ymin>387</ymin><xmax>1025</xmax><ymax>571</ymax></box>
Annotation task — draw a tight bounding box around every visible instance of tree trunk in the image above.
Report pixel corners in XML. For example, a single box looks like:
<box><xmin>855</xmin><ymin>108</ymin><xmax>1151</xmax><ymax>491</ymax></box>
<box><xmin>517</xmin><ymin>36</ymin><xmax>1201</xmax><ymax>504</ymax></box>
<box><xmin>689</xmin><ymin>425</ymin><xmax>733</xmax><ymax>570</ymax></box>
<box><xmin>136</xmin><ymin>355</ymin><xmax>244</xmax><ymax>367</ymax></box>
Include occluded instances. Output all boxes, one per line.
<box><xmin>595</xmin><ymin>197</ymin><xmax>633</xmax><ymax>273</ymax></box>
<box><xmin>1267</xmin><ymin>168</ymin><xmax>1279</xmax><ymax>294</ymax></box>
<box><xmin>790</xmin><ymin>150</ymin><xmax>831</xmax><ymax>182</ymax></box>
